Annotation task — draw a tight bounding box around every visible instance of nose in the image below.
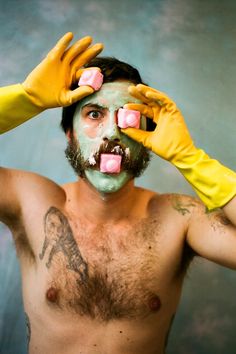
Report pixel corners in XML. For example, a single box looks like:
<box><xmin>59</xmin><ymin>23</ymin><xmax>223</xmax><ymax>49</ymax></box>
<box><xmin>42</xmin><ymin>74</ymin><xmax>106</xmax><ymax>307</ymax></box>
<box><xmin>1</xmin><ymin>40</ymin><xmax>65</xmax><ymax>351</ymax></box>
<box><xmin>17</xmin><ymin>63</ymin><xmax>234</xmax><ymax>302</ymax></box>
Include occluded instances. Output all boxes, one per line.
<box><xmin>102</xmin><ymin>111</ymin><xmax>121</xmax><ymax>142</ymax></box>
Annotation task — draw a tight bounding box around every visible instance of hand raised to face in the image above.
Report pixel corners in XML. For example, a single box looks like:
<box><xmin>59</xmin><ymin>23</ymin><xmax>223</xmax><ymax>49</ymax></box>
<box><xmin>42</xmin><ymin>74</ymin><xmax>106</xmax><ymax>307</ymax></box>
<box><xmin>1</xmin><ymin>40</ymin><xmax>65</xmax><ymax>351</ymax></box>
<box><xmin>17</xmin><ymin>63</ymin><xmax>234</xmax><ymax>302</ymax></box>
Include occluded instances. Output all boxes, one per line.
<box><xmin>122</xmin><ymin>84</ymin><xmax>195</xmax><ymax>163</ymax></box>
<box><xmin>22</xmin><ymin>32</ymin><xmax>104</xmax><ymax>108</ymax></box>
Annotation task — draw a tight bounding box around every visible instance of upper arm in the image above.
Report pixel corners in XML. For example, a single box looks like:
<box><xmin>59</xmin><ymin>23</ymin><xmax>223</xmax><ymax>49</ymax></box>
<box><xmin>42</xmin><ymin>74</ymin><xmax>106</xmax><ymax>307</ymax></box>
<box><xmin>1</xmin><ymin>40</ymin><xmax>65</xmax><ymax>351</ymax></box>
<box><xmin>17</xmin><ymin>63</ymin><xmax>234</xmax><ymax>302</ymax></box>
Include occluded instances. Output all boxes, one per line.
<box><xmin>0</xmin><ymin>167</ymin><xmax>21</xmax><ymax>225</ymax></box>
<box><xmin>186</xmin><ymin>200</ymin><xmax>236</xmax><ymax>269</ymax></box>
<box><xmin>0</xmin><ymin>167</ymin><xmax>66</xmax><ymax>228</ymax></box>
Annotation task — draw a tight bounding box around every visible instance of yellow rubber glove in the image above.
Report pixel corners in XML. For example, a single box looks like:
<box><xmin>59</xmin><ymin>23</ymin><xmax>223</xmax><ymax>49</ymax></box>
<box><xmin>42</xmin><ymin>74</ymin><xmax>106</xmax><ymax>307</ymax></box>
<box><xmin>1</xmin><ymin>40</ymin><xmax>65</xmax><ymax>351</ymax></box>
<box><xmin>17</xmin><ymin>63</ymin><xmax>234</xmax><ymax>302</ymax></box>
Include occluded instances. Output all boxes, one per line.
<box><xmin>122</xmin><ymin>84</ymin><xmax>236</xmax><ymax>210</ymax></box>
<box><xmin>0</xmin><ymin>32</ymin><xmax>103</xmax><ymax>134</ymax></box>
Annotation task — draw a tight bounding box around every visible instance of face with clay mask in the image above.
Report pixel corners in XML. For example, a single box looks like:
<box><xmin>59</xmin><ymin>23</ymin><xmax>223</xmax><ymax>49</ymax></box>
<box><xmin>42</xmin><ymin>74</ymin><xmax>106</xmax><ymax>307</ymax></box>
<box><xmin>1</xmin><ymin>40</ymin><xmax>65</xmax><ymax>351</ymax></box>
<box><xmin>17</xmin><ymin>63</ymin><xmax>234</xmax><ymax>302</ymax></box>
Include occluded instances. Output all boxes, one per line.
<box><xmin>65</xmin><ymin>81</ymin><xmax>150</xmax><ymax>194</ymax></box>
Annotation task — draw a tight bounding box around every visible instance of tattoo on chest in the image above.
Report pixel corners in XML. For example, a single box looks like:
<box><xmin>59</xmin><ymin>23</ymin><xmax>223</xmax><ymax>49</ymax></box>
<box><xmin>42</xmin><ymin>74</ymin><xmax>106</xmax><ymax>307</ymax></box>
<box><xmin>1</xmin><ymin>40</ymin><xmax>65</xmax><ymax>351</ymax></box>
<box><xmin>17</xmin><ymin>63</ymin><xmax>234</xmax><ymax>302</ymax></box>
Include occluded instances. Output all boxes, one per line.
<box><xmin>39</xmin><ymin>207</ymin><xmax>163</xmax><ymax>321</ymax></box>
<box><xmin>39</xmin><ymin>206</ymin><xmax>88</xmax><ymax>284</ymax></box>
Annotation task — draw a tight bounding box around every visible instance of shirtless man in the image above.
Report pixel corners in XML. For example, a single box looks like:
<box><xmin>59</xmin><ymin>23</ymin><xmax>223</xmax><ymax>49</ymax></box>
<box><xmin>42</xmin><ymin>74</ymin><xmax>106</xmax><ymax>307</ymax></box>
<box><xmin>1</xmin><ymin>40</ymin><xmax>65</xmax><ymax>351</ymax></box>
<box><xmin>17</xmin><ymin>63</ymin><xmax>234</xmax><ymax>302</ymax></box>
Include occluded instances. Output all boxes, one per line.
<box><xmin>0</xmin><ymin>32</ymin><xmax>236</xmax><ymax>354</ymax></box>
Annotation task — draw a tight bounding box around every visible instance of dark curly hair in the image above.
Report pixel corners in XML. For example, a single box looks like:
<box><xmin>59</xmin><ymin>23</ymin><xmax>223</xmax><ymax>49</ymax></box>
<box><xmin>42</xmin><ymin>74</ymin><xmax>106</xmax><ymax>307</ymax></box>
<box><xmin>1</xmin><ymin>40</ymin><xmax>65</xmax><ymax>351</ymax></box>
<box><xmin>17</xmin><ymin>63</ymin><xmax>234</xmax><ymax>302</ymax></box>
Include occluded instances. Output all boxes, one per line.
<box><xmin>61</xmin><ymin>57</ymin><xmax>155</xmax><ymax>133</ymax></box>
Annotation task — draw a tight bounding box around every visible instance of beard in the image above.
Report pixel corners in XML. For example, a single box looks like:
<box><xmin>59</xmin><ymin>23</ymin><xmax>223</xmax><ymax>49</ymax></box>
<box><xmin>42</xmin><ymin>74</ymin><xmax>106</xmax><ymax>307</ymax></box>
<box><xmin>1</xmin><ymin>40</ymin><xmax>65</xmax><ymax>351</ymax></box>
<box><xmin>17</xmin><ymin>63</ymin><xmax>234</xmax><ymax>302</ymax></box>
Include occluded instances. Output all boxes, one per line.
<box><xmin>65</xmin><ymin>136</ymin><xmax>151</xmax><ymax>178</ymax></box>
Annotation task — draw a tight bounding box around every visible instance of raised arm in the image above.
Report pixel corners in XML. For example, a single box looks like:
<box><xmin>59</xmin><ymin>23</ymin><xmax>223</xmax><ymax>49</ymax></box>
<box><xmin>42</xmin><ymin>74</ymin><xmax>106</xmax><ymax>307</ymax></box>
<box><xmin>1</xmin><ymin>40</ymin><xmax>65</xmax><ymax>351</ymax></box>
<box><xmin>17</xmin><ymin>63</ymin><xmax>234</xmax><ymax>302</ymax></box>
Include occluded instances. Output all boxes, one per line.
<box><xmin>0</xmin><ymin>32</ymin><xmax>103</xmax><ymax>133</ymax></box>
<box><xmin>122</xmin><ymin>83</ymin><xmax>236</xmax><ymax>211</ymax></box>
<box><xmin>122</xmin><ymin>84</ymin><xmax>236</xmax><ymax>268</ymax></box>
<box><xmin>0</xmin><ymin>32</ymin><xmax>103</xmax><ymax>227</ymax></box>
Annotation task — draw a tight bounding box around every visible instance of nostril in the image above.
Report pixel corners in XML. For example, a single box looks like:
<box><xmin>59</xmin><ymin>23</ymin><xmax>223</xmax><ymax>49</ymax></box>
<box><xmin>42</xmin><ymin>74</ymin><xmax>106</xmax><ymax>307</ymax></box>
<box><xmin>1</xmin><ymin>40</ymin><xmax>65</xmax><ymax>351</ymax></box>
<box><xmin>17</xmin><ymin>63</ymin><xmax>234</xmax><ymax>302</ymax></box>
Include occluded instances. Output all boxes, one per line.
<box><xmin>103</xmin><ymin>137</ymin><xmax>120</xmax><ymax>143</ymax></box>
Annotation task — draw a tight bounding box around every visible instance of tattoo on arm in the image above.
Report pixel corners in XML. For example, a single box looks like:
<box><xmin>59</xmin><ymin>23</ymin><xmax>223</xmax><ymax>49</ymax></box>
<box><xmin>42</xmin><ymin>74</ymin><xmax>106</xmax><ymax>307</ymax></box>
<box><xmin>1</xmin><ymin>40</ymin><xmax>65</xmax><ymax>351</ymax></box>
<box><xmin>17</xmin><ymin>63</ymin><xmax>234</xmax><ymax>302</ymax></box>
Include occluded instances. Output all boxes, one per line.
<box><xmin>172</xmin><ymin>196</ymin><xmax>196</xmax><ymax>216</ymax></box>
<box><xmin>25</xmin><ymin>312</ymin><xmax>31</xmax><ymax>347</ymax></box>
<box><xmin>39</xmin><ymin>206</ymin><xmax>88</xmax><ymax>284</ymax></box>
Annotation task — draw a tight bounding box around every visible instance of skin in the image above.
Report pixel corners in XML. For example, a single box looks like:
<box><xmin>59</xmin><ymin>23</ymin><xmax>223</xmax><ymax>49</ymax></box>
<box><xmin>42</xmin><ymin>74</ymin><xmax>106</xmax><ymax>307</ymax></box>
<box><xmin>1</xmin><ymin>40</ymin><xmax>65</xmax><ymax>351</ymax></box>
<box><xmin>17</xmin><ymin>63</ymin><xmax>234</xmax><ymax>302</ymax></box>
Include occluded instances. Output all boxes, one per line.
<box><xmin>72</xmin><ymin>82</ymin><xmax>147</xmax><ymax>194</ymax></box>
<box><xmin>0</xmin><ymin>82</ymin><xmax>236</xmax><ymax>354</ymax></box>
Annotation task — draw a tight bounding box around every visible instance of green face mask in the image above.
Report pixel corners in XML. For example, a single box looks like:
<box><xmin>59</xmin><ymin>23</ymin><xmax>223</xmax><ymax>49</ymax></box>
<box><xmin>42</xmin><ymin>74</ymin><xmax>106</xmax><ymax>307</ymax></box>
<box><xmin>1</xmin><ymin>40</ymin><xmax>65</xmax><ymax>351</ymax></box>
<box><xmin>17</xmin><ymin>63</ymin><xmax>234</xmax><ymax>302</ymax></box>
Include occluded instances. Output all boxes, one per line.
<box><xmin>73</xmin><ymin>81</ymin><xmax>147</xmax><ymax>194</ymax></box>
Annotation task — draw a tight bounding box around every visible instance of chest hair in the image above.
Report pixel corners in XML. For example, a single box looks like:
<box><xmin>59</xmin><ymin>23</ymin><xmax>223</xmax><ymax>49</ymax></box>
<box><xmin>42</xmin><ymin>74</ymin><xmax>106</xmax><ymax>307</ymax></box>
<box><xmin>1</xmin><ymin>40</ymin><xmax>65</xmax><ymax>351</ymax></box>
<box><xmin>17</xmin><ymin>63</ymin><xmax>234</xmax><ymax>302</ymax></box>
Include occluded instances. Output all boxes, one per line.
<box><xmin>39</xmin><ymin>206</ymin><xmax>162</xmax><ymax>321</ymax></box>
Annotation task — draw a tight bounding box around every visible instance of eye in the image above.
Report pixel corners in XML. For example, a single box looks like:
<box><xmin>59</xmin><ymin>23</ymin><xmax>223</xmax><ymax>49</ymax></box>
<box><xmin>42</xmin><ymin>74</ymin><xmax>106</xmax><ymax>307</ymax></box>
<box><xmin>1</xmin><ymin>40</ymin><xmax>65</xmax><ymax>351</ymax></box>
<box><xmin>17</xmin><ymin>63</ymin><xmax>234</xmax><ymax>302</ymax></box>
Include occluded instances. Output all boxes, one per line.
<box><xmin>87</xmin><ymin>110</ymin><xmax>103</xmax><ymax>120</ymax></box>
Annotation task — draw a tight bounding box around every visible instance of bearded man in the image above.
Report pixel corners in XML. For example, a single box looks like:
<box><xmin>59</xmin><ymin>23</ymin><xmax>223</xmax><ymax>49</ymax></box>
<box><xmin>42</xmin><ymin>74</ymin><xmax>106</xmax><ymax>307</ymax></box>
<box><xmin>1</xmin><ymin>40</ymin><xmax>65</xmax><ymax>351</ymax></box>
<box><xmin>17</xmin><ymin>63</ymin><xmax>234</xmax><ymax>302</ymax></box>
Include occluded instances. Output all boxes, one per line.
<box><xmin>0</xmin><ymin>32</ymin><xmax>236</xmax><ymax>354</ymax></box>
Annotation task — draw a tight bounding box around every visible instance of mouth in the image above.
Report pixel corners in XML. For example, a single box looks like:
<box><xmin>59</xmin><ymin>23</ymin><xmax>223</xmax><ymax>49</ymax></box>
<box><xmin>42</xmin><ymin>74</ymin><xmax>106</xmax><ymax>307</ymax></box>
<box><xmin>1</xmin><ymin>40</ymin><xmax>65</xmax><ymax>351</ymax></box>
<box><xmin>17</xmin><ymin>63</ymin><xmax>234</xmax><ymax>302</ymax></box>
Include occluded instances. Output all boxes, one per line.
<box><xmin>65</xmin><ymin>137</ymin><xmax>151</xmax><ymax>179</ymax></box>
<box><xmin>87</xmin><ymin>141</ymin><xmax>131</xmax><ymax>174</ymax></box>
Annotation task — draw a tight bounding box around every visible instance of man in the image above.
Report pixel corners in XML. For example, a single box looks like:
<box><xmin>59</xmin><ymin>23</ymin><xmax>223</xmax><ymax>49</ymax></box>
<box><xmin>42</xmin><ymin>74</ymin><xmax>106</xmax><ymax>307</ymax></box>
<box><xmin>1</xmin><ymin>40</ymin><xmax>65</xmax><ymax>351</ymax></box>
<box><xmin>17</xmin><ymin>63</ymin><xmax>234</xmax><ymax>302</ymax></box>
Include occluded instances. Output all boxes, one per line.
<box><xmin>0</xmin><ymin>32</ymin><xmax>236</xmax><ymax>354</ymax></box>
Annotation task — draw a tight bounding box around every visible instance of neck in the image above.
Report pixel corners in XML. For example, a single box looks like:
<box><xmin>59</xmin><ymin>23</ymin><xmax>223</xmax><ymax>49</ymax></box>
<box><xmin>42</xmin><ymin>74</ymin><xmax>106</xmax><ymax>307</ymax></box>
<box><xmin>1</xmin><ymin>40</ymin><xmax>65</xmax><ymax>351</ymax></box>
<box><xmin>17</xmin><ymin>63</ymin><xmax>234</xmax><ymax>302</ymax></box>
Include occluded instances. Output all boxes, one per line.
<box><xmin>68</xmin><ymin>177</ymin><xmax>139</xmax><ymax>223</ymax></box>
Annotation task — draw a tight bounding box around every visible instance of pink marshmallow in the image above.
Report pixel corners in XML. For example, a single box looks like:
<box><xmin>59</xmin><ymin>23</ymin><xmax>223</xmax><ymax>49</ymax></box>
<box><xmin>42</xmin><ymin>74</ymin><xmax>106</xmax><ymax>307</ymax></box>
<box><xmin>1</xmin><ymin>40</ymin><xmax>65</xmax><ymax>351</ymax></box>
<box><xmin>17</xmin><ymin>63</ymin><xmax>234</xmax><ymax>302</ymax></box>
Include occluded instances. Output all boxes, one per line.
<box><xmin>78</xmin><ymin>69</ymin><xmax>103</xmax><ymax>91</ymax></box>
<box><xmin>117</xmin><ymin>108</ymin><xmax>141</xmax><ymax>129</ymax></box>
<box><xmin>100</xmin><ymin>154</ymin><xmax>122</xmax><ymax>173</ymax></box>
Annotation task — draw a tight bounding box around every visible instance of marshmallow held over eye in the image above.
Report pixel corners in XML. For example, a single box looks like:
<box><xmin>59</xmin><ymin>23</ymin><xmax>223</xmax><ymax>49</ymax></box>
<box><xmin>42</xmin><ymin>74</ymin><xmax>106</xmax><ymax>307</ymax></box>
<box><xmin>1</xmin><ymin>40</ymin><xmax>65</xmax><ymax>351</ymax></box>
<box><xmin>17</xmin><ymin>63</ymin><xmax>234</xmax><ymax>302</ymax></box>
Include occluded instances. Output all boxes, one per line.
<box><xmin>117</xmin><ymin>108</ymin><xmax>141</xmax><ymax>129</ymax></box>
<box><xmin>100</xmin><ymin>154</ymin><xmax>122</xmax><ymax>173</ymax></box>
<box><xmin>78</xmin><ymin>69</ymin><xmax>104</xmax><ymax>91</ymax></box>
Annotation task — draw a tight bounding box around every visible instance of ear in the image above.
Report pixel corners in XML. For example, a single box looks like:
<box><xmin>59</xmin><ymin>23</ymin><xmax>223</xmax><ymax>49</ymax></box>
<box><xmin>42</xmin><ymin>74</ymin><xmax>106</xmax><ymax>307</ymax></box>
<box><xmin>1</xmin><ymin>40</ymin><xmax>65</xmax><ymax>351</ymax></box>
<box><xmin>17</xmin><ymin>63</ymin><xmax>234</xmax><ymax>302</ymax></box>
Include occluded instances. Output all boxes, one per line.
<box><xmin>66</xmin><ymin>130</ymin><xmax>75</xmax><ymax>142</ymax></box>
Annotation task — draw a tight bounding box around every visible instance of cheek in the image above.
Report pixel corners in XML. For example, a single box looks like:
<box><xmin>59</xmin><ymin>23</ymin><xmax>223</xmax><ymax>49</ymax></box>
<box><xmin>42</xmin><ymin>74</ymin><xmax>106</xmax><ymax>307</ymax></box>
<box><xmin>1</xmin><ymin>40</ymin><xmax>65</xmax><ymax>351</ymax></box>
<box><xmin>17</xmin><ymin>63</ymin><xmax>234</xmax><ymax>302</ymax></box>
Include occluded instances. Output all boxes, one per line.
<box><xmin>82</xmin><ymin>124</ymin><xmax>97</xmax><ymax>139</ymax></box>
<box><xmin>76</xmin><ymin>121</ymin><xmax>105</xmax><ymax>140</ymax></box>
<box><xmin>84</xmin><ymin>122</ymin><xmax>106</xmax><ymax>139</ymax></box>
<box><xmin>75</xmin><ymin>122</ymin><xmax>106</xmax><ymax>159</ymax></box>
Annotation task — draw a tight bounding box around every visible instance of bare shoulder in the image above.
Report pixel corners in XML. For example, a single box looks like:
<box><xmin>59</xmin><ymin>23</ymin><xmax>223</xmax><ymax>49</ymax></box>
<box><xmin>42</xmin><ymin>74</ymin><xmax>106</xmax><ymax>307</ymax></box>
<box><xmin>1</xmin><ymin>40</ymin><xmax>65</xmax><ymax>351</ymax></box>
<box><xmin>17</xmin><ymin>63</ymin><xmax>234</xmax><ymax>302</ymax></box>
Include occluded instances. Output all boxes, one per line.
<box><xmin>146</xmin><ymin>191</ymin><xmax>201</xmax><ymax>214</ymax></box>
<box><xmin>167</xmin><ymin>192</ymin><xmax>231</xmax><ymax>227</ymax></box>
<box><xmin>0</xmin><ymin>166</ymin><xmax>66</xmax><ymax>196</ymax></box>
<box><xmin>0</xmin><ymin>167</ymin><xmax>66</xmax><ymax>225</ymax></box>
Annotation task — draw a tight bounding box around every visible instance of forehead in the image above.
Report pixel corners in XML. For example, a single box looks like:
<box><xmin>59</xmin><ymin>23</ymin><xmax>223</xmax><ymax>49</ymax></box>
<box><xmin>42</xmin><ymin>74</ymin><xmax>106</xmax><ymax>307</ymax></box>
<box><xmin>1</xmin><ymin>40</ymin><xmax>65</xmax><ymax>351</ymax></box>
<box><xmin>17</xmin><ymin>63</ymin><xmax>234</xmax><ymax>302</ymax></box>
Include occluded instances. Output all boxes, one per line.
<box><xmin>75</xmin><ymin>81</ymin><xmax>140</xmax><ymax>113</ymax></box>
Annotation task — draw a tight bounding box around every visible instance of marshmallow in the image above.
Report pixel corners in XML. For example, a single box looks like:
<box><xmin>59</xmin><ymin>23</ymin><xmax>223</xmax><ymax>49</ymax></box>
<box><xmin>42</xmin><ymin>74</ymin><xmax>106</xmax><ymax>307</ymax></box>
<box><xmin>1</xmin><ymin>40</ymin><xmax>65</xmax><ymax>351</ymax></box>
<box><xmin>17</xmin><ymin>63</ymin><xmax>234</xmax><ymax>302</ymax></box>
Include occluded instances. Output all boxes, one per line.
<box><xmin>100</xmin><ymin>154</ymin><xmax>122</xmax><ymax>173</ymax></box>
<box><xmin>78</xmin><ymin>69</ymin><xmax>103</xmax><ymax>91</ymax></box>
<box><xmin>117</xmin><ymin>108</ymin><xmax>141</xmax><ymax>129</ymax></box>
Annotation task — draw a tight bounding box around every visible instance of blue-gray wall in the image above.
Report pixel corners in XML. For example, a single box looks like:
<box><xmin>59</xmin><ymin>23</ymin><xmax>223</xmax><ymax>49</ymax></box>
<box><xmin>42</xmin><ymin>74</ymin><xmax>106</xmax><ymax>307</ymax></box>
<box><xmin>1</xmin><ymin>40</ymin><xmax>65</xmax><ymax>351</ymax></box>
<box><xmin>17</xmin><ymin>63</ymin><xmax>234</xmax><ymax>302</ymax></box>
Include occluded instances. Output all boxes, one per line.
<box><xmin>0</xmin><ymin>0</ymin><xmax>236</xmax><ymax>353</ymax></box>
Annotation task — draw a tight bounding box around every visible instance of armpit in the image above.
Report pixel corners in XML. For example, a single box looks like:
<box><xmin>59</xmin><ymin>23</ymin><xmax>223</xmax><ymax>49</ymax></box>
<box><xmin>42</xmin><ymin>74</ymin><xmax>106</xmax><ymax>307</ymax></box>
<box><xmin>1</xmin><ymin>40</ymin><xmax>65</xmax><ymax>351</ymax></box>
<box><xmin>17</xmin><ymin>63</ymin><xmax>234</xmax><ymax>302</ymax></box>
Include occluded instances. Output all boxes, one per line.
<box><xmin>12</xmin><ymin>223</ymin><xmax>35</xmax><ymax>261</ymax></box>
<box><xmin>206</xmin><ymin>209</ymin><xmax>233</xmax><ymax>232</ymax></box>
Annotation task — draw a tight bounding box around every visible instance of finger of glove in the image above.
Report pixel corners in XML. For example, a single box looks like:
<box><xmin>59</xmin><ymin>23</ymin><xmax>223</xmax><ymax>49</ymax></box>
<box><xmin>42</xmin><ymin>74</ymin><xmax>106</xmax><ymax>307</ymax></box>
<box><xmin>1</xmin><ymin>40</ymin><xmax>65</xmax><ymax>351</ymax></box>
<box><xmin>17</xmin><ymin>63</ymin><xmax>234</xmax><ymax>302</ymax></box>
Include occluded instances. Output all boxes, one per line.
<box><xmin>121</xmin><ymin>127</ymin><xmax>151</xmax><ymax>146</ymax></box>
<box><xmin>146</xmin><ymin>91</ymin><xmax>177</xmax><ymax>112</ymax></box>
<box><xmin>76</xmin><ymin>67</ymin><xmax>102</xmax><ymax>80</ymax></box>
<box><xmin>136</xmin><ymin>84</ymin><xmax>162</xmax><ymax>95</ymax></box>
<box><xmin>136</xmin><ymin>84</ymin><xmax>172</xmax><ymax>106</ymax></box>
<box><xmin>47</xmin><ymin>32</ymin><xmax>74</xmax><ymax>60</ymax></box>
<box><xmin>62</xmin><ymin>36</ymin><xmax>93</xmax><ymax>64</ymax></box>
<box><xmin>128</xmin><ymin>85</ymin><xmax>151</xmax><ymax>104</ymax></box>
<box><xmin>123</xmin><ymin>103</ymin><xmax>154</xmax><ymax>118</ymax></box>
<box><xmin>67</xmin><ymin>86</ymin><xmax>94</xmax><ymax>105</ymax></box>
<box><xmin>72</xmin><ymin>43</ymin><xmax>104</xmax><ymax>78</ymax></box>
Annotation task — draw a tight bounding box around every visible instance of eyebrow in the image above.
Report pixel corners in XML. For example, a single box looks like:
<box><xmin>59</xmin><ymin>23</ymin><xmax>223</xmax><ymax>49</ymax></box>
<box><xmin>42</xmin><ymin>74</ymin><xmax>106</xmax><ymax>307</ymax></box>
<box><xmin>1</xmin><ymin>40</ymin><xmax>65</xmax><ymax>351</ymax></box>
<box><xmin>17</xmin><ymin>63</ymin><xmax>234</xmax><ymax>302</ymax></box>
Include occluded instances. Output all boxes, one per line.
<box><xmin>81</xmin><ymin>103</ymin><xmax>107</xmax><ymax>110</ymax></box>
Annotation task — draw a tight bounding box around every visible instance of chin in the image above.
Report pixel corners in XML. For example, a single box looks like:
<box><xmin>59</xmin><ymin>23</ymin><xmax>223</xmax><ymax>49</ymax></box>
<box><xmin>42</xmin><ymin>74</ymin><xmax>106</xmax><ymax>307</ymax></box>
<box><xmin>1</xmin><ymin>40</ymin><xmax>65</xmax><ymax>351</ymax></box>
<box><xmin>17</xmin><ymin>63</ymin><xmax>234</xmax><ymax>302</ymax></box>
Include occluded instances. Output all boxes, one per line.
<box><xmin>84</xmin><ymin>169</ymin><xmax>132</xmax><ymax>194</ymax></box>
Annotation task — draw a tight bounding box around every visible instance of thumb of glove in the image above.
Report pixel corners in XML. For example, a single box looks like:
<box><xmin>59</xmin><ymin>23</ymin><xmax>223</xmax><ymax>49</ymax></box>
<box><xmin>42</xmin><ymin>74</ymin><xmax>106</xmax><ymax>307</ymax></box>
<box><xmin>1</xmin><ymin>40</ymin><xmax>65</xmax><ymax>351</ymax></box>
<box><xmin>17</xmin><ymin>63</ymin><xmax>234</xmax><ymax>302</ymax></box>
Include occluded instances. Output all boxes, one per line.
<box><xmin>121</xmin><ymin>127</ymin><xmax>151</xmax><ymax>148</ymax></box>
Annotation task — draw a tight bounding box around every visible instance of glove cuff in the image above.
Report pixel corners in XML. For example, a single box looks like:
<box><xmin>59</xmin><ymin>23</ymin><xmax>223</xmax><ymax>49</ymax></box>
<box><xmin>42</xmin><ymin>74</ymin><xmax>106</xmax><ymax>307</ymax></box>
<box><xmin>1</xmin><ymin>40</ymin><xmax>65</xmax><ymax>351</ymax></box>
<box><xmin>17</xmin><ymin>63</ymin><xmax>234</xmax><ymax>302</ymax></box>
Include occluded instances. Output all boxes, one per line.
<box><xmin>174</xmin><ymin>149</ymin><xmax>236</xmax><ymax>210</ymax></box>
<box><xmin>0</xmin><ymin>84</ymin><xmax>43</xmax><ymax>134</ymax></box>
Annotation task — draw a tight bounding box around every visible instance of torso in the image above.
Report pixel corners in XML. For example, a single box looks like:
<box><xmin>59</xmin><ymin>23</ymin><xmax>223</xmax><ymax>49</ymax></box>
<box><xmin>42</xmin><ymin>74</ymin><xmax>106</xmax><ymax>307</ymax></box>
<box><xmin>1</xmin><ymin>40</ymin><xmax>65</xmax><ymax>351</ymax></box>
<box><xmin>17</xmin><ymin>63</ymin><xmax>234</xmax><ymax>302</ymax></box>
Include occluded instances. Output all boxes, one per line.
<box><xmin>10</xmin><ymin>177</ymin><xmax>195</xmax><ymax>354</ymax></box>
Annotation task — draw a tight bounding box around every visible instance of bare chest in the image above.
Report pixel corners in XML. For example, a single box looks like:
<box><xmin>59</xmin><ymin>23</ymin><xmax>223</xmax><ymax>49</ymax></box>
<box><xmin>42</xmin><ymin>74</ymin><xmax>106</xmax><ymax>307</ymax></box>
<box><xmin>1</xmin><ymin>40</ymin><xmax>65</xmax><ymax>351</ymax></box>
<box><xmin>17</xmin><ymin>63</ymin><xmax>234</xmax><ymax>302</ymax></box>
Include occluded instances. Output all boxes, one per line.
<box><xmin>36</xmin><ymin>206</ymin><xmax>169</xmax><ymax>322</ymax></box>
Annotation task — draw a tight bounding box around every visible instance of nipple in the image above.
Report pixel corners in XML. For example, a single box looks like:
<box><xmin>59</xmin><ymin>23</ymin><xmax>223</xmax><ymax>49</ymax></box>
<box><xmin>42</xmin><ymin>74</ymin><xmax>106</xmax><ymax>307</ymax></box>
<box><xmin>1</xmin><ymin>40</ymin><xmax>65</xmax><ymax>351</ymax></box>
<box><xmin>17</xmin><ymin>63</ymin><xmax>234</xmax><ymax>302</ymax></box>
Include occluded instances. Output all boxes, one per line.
<box><xmin>100</xmin><ymin>154</ymin><xmax>122</xmax><ymax>173</ymax></box>
<box><xmin>46</xmin><ymin>287</ymin><xmax>58</xmax><ymax>303</ymax></box>
<box><xmin>148</xmin><ymin>295</ymin><xmax>161</xmax><ymax>312</ymax></box>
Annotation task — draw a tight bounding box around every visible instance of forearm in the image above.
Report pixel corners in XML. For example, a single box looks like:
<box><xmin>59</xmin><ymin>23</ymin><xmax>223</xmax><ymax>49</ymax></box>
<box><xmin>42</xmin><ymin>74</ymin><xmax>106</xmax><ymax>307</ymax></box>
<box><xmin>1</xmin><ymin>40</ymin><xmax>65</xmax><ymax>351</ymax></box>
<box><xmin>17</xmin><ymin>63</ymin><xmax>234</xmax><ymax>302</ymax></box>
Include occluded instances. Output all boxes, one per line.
<box><xmin>175</xmin><ymin>149</ymin><xmax>236</xmax><ymax>211</ymax></box>
<box><xmin>0</xmin><ymin>84</ymin><xmax>43</xmax><ymax>134</ymax></box>
<box><xmin>0</xmin><ymin>34</ymin><xmax>103</xmax><ymax>135</ymax></box>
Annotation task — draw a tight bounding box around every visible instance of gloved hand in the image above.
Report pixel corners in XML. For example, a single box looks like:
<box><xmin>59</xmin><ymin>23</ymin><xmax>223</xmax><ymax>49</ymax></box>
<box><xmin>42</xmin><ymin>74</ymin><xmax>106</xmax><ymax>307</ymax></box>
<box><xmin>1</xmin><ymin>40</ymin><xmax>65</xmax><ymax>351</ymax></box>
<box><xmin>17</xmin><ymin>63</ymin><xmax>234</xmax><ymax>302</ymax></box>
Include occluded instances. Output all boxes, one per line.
<box><xmin>0</xmin><ymin>32</ymin><xmax>103</xmax><ymax>133</ymax></box>
<box><xmin>122</xmin><ymin>84</ymin><xmax>195</xmax><ymax>162</ymax></box>
<box><xmin>22</xmin><ymin>32</ymin><xmax>103</xmax><ymax>107</ymax></box>
<box><xmin>122</xmin><ymin>84</ymin><xmax>236</xmax><ymax>210</ymax></box>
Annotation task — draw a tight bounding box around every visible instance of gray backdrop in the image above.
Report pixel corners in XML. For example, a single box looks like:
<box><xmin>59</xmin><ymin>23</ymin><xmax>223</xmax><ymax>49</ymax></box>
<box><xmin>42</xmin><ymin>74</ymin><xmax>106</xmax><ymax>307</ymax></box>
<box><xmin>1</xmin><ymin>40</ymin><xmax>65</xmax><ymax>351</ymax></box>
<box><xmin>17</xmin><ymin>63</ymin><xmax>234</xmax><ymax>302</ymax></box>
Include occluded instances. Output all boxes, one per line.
<box><xmin>0</xmin><ymin>0</ymin><xmax>236</xmax><ymax>353</ymax></box>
